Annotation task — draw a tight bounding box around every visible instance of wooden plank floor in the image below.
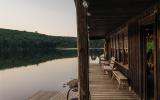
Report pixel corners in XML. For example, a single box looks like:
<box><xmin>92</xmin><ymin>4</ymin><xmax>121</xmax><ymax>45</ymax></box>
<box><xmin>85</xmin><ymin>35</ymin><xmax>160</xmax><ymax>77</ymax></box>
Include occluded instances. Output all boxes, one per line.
<box><xmin>89</xmin><ymin>63</ymin><xmax>139</xmax><ymax>100</ymax></box>
<box><xmin>29</xmin><ymin>63</ymin><xmax>139</xmax><ymax>100</ymax></box>
<box><xmin>28</xmin><ymin>91</ymin><xmax>58</xmax><ymax>100</ymax></box>
<box><xmin>28</xmin><ymin>90</ymin><xmax>78</xmax><ymax>100</ymax></box>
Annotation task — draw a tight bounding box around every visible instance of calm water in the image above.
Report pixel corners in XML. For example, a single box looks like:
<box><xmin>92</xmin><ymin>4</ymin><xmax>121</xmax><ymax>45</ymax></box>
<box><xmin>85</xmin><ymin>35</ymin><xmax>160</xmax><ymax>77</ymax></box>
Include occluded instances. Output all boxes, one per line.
<box><xmin>0</xmin><ymin>57</ymin><xmax>78</xmax><ymax>100</ymax></box>
<box><xmin>0</xmin><ymin>49</ymin><xmax>102</xmax><ymax>100</ymax></box>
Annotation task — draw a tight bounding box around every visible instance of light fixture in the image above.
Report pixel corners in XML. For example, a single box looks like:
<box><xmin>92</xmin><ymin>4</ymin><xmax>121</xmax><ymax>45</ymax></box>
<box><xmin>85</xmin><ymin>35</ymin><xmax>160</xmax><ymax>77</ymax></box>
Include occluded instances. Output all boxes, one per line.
<box><xmin>82</xmin><ymin>0</ymin><xmax>88</xmax><ymax>8</ymax></box>
<box><xmin>87</xmin><ymin>12</ymin><xmax>91</xmax><ymax>16</ymax></box>
<box><xmin>87</xmin><ymin>26</ymin><xmax>90</xmax><ymax>30</ymax></box>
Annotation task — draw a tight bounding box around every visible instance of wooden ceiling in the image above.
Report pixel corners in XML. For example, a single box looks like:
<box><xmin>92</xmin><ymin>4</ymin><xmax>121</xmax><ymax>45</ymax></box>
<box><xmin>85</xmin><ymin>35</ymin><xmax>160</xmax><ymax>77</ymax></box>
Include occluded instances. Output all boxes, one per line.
<box><xmin>87</xmin><ymin>0</ymin><xmax>156</xmax><ymax>39</ymax></box>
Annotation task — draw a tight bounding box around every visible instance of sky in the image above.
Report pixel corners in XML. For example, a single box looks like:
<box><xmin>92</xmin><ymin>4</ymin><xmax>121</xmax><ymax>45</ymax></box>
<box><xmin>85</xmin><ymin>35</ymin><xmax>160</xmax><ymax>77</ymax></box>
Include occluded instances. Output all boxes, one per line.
<box><xmin>0</xmin><ymin>0</ymin><xmax>77</xmax><ymax>37</ymax></box>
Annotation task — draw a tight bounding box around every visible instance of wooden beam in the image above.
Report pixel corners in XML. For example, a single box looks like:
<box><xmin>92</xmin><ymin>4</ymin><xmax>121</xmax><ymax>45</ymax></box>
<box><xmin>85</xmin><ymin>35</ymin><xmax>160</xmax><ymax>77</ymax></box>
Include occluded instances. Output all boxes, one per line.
<box><xmin>86</xmin><ymin>0</ymin><xmax>156</xmax><ymax>39</ymax></box>
<box><xmin>88</xmin><ymin>0</ymin><xmax>154</xmax><ymax>6</ymax></box>
<box><xmin>76</xmin><ymin>0</ymin><xmax>89</xmax><ymax>100</ymax></box>
<box><xmin>89</xmin><ymin>15</ymin><xmax>130</xmax><ymax>19</ymax></box>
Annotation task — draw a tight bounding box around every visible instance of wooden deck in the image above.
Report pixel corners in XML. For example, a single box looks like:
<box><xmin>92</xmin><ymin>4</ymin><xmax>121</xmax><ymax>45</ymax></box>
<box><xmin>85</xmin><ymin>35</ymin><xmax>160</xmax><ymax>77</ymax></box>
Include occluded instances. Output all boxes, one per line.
<box><xmin>28</xmin><ymin>90</ymin><xmax>78</xmax><ymax>100</ymax></box>
<box><xmin>28</xmin><ymin>91</ymin><xmax>58</xmax><ymax>100</ymax></box>
<box><xmin>89</xmin><ymin>63</ymin><xmax>139</xmax><ymax>100</ymax></box>
<box><xmin>29</xmin><ymin>63</ymin><xmax>140</xmax><ymax>100</ymax></box>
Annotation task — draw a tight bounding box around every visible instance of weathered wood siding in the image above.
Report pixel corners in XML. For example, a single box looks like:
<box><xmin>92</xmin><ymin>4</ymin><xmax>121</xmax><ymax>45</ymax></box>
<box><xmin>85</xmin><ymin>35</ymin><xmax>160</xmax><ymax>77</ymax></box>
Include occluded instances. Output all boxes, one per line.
<box><xmin>128</xmin><ymin>20</ymin><xmax>142</xmax><ymax>98</ymax></box>
<box><xmin>107</xmin><ymin>20</ymin><xmax>144</xmax><ymax>99</ymax></box>
<box><xmin>105</xmin><ymin>5</ymin><xmax>160</xmax><ymax>99</ymax></box>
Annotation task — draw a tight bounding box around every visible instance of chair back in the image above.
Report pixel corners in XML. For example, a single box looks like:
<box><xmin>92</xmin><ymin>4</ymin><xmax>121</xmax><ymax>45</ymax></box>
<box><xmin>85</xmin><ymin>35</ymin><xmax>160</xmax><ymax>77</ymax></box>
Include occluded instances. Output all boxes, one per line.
<box><xmin>110</xmin><ymin>57</ymin><xmax>116</xmax><ymax>68</ymax></box>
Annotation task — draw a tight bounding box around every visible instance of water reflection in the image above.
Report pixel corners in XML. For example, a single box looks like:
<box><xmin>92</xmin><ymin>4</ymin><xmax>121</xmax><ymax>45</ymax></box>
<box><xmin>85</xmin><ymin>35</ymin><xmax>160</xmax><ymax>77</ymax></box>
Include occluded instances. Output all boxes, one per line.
<box><xmin>0</xmin><ymin>49</ymin><xmax>103</xmax><ymax>100</ymax></box>
<box><xmin>0</xmin><ymin>49</ymin><xmax>77</xmax><ymax>70</ymax></box>
<box><xmin>0</xmin><ymin>49</ymin><xmax>103</xmax><ymax>70</ymax></box>
<box><xmin>0</xmin><ymin>57</ymin><xmax>78</xmax><ymax>100</ymax></box>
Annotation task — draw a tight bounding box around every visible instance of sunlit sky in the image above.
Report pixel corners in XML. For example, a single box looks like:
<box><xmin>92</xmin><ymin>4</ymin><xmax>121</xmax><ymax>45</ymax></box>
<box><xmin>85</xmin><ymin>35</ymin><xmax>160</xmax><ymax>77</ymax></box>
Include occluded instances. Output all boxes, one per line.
<box><xmin>0</xmin><ymin>0</ymin><xmax>77</xmax><ymax>37</ymax></box>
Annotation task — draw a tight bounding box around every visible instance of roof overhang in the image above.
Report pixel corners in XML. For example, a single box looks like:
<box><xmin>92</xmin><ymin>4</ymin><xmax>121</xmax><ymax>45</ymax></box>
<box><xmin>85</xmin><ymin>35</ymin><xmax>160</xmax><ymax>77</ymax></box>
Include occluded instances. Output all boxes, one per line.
<box><xmin>78</xmin><ymin>0</ymin><xmax>156</xmax><ymax>39</ymax></box>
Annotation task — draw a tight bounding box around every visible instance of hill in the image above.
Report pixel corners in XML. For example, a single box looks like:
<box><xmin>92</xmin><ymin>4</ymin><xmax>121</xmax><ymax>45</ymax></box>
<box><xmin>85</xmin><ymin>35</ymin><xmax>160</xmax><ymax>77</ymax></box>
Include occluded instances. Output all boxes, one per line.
<box><xmin>0</xmin><ymin>28</ymin><xmax>77</xmax><ymax>51</ymax></box>
<box><xmin>0</xmin><ymin>28</ymin><xmax>104</xmax><ymax>52</ymax></box>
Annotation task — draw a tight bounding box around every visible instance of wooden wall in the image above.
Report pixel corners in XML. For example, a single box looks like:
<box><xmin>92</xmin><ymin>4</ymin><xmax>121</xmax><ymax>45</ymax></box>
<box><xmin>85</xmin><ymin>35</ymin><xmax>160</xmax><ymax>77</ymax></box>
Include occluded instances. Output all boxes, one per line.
<box><xmin>128</xmin><ymin>20</ymin><xmax>142</xmax><ymax>98</ymax></box>
<box><xmin>107</xmin><ymin>21</ymin><xmax>142</xmax><ymax>97</ymax></box>
<box><xmin>106</xmin><ymin>19</ymin><xmax>148</xmax><ymax>99</ymax></box>
<box><xmin>105</xmin><ymin>4</ymin><xmax>160</xmax><ymax>99</ymax></box>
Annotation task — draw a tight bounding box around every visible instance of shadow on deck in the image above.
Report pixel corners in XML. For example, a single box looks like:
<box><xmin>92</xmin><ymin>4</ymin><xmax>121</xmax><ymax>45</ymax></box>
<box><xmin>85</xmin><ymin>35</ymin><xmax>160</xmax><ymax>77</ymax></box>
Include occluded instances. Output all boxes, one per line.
<box><xmin>89</xmin><ymin>63</ymin><xmax>139</xmax><ymax>100</ymax></box>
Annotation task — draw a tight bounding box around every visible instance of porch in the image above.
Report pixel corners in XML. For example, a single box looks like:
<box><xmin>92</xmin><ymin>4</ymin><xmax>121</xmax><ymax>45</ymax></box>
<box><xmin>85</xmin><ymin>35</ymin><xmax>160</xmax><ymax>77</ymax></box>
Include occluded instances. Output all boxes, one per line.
<box><xmin>75</xmin><ymin>0</ymin><xmax>160</xmax><ymax>99</ymax></box>
<box><xmin>89</xmin><ymin>63</ymin><xmax>139</xmax><ymax>100</ymax></box>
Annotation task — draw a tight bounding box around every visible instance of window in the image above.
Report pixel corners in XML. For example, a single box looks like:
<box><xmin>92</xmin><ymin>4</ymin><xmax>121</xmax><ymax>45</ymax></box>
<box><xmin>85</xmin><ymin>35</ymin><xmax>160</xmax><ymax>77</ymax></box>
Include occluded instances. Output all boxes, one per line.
<box><xmin>108</xmin><ymin>28</ymin><xmax>128</xmax><ymax>69</ymax></box>
<box><xmin>124</xmin><ymin>32</ymin><xmax>128</xmax><ymax>65</ymax></box>
<box><xmin>115</xmin><ymin>35</ymin><xmax>119</xmax><ymax>61</ymax></box>
<box><xmin>112</xmin><ymin>37</ymin><xmax>115</xmax><ymax>57</ymax></box>
<box><xmin>110</xmin><ymin>37</ymin><xmax>113</xmax><ymax>56</ymax></box>
<box><xmin>119</xmin><ymin>34</ymin><xmax>123</xmax><ymax>63</ymax></box>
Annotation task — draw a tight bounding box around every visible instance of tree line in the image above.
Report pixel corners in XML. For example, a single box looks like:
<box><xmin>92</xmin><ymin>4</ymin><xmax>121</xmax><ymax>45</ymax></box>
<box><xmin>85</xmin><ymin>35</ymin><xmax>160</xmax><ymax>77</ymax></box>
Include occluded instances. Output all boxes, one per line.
<box><xmin>0</xmin><ymin>28</ymin><xmax>77</xmax><ymax>52</ymax></box>
<box><xmin>0</xmin><ymin>28</ymin><xmax>104</xmax><ymax>52</ymax></box>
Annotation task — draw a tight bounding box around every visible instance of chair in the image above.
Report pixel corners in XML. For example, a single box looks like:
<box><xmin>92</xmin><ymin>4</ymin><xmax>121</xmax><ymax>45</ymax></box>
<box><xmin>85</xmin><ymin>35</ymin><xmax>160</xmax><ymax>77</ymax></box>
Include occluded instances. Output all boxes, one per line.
<box><xmin>99</xmin><ymin>54</ymin><xmax>108</xmax><ymax>66</ymax></box>
<box><xmin>103</xmin><ymin>57</ymin><xmax>116</xmax><ymax>76</ymax></box>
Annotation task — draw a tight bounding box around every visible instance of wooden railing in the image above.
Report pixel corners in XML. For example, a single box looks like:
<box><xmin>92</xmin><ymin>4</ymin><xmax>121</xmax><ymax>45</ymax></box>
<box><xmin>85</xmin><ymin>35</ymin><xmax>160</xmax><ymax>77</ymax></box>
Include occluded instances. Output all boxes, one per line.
<box><xmin>113</xmin><ymin>61</ymin><xmax>129</xmax><ymax>70</ymax></box>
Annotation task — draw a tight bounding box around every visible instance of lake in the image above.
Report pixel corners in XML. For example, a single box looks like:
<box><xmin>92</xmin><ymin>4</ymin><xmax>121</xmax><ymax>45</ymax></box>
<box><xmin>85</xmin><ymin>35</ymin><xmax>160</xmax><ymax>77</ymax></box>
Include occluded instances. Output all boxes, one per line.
<box><xmin>0</xmin><ymin>49</ymin><xmax>102</xmax><ymax>100</ymax></box>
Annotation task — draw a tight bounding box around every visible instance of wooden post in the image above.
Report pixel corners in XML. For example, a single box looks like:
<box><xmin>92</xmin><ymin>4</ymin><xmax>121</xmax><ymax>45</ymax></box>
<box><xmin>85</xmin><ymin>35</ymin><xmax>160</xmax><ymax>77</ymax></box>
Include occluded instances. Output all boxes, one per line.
<box><xmin>76</xmin><ymin>0</ymin><xmax>89</xmax><ymax>100</ymax></box>
<box><xmin>105</xmin><ymin>37</ymin><xmax>110</xmax><ymax>60</ymax></box>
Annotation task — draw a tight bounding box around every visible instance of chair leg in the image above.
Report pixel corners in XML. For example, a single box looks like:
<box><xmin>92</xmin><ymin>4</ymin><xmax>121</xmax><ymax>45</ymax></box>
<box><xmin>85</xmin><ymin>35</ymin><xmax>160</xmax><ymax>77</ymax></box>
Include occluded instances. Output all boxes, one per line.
<box><xmin>108</xmin><ymin>71</ymin><xmax>112</xmax><ymax>78</ymax></box>
<box><xmin>118</xmin><ymin>83</ymin><xmax>121</xmax><ymax>89</ymax></box>
<box><xmin>111</xmin><ymin>74</ymin><xmax>115</xmax><ymax>80</ymax></box>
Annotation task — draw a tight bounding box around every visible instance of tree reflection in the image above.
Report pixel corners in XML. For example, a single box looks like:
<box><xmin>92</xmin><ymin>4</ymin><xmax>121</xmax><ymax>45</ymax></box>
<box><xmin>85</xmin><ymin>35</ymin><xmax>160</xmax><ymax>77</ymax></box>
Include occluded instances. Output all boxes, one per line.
<box><xmin>0</xmin><ymin>49</ymin><xmax>77</xmax><ymax>70</ymax></box>
<box><xmin>90</xmin><ymin>49</ymin><xmax>103</xmax><ymax>60</ymax></box>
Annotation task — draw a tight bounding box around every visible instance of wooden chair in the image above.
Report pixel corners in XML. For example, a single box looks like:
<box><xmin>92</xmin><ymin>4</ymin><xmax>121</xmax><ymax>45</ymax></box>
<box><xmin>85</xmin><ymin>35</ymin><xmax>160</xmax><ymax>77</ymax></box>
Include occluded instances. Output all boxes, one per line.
<box><xmin>99</xmin><ymin>54</ymin><xmax>106</xmax><ymax>65</ymax></box>
<box><xmin>102</xmin><ymin>57</ymin><xmax>116</xmax><ymax>76</ymax></box>
<box><xmin>112</xmin><ymin>71</ymin><xmax>128</xmax><ymax>89</ymax></box>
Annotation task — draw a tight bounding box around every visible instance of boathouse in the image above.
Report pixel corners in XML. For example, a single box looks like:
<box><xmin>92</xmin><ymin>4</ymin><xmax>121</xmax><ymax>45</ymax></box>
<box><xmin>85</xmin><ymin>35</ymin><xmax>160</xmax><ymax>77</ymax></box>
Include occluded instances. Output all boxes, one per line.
<box><xmin>75</xmin><ymin>0</ymin><xmax>160</xmax><ymax>100</ymax></box>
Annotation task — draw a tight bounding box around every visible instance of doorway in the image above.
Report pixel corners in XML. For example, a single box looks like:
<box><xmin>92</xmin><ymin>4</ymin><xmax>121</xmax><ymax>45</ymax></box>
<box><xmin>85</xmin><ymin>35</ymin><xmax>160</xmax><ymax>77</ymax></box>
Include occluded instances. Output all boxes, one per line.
<box><xmin>141</xmin><ymin>24</ymin><xmax>156</xmax><ymax>100</ymax></box>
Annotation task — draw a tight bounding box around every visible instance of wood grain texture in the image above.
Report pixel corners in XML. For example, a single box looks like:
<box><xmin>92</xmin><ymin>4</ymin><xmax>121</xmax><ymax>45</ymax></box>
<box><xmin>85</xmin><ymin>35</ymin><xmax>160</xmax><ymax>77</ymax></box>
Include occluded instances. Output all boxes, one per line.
<box><xmin>28</xmin><ymin>90</ymin><xmax>78</xmax><ymax>100</ymax></box>
<box><xmin>89</xmin><ymin>63</ymin><xmax>139</xmax><ymax>100</ymax></box>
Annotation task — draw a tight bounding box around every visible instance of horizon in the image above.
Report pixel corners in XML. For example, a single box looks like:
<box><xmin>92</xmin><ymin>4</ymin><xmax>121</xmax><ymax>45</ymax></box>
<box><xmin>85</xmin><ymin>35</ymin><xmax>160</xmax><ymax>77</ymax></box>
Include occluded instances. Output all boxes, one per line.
<box><xmin>0</xmin><ymin>0</ymin><xmax>77</xmax><ymax>37</ymax></box>
<box><xmin>0</xmin><ymin>27</ymin><xmax>77</xmax><ymax>37</ymax></box>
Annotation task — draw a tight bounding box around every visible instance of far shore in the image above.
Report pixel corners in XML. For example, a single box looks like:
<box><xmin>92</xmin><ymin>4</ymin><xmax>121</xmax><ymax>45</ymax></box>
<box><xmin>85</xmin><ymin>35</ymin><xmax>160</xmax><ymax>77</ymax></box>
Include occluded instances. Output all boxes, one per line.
<box><xmin>56</xmin><ymin>48</ymin><xmax>77</xmax><ymax>50</ymax></box>
<box><xmin>56</xmin><ymin>48</ymin><xmax>104</xmax><ymax>50</ymax></box>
